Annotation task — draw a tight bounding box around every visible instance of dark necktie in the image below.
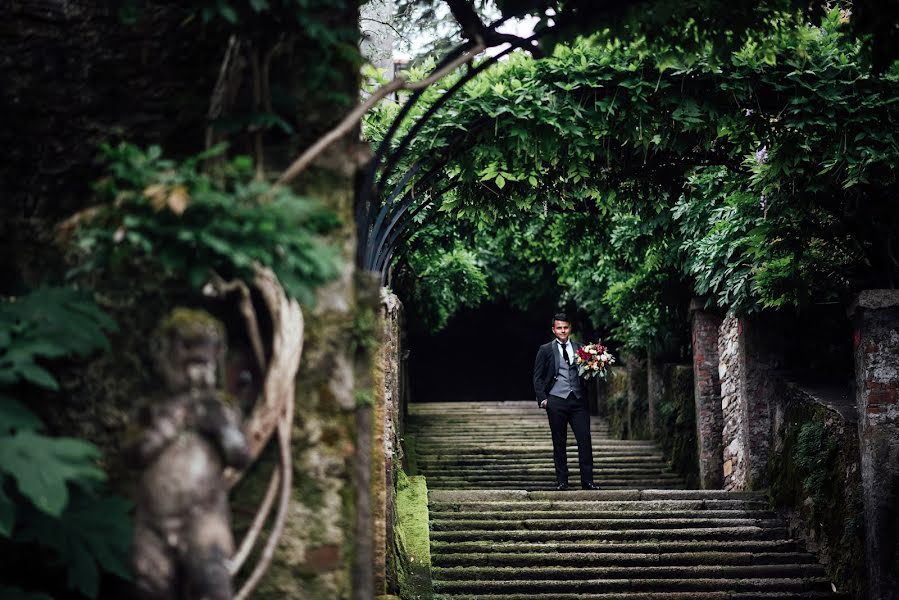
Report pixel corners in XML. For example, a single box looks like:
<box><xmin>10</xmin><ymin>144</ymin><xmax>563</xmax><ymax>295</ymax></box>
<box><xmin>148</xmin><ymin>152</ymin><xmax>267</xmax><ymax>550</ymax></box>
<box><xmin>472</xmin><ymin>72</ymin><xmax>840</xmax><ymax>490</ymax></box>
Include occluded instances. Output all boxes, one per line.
<box><xmin>561</xmin><ymin>342</ymin><xmax>569</xmax><ymax>365</ymax></box>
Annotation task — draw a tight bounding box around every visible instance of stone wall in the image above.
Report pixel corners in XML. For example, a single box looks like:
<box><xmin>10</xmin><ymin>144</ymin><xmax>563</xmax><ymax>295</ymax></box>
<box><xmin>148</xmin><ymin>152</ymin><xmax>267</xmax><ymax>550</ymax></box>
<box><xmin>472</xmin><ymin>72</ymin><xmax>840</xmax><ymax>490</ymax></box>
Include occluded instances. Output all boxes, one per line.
<box><xmin>690</xmin><ymin>302</ymin><xmax>724</xmax><ymax>489</ymax></box>
<box><xmin>850</xmin><ymin>290</ymin><xmax>899</xmax><ymax>600</ymax></box>
<box><xmin>626</xmin><ymin>354</ymin><xmax>649</xmax><ymax>439</ymax></box>
<box><xmin>601</xmin><ymin>366</ymin><xmax>629</xmax><ymax>439</ymax></box>
<box><xmin>647</xmin><ymin>354</ymin><xmax>665</xmax><ymax>438</ymax></box>
<box><xmin>656</xmin><ymin>364</ymin><xmax>700</xmax><ymax>488</ymax></box>
<box><xmin>769</xmin><ymin>382</ymin><xmax>865</xmax><ymax>599</ymax></box>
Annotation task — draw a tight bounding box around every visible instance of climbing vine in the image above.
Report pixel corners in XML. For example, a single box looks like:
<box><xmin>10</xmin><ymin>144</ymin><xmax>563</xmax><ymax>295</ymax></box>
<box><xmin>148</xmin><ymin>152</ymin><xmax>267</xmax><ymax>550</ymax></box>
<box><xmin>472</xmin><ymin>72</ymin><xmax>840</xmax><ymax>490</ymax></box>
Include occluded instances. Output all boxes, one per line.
<box><xmin>368</xmin><ymin>7</ymin><xmax>899</xmax><ymax>351</ymax></box>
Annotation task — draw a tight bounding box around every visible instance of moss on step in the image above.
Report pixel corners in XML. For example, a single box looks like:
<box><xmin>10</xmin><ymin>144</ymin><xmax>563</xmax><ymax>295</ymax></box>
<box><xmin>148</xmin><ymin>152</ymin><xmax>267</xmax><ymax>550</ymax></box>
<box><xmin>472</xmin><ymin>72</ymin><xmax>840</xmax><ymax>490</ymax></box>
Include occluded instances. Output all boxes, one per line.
<box><xmin>392</xmin><ymin>468</ymin><xmax>433</xmax><ymax>599</ymax></box>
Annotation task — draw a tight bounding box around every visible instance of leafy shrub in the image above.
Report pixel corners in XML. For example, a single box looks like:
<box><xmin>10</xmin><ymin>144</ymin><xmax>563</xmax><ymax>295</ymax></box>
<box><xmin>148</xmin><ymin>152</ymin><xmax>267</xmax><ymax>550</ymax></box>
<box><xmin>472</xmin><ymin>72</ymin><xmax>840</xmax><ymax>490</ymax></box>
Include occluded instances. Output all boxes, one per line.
<box><xmin>73</xmin><ymin>143</ymin><xmax>340</xmax><ymax>305</ymax></box>
<box><xmin>0</xmin><ymin>288</ymin><xmax>131</xmax><ymax>598</ymax></box>
<box><xmin>406</xmin><ymin>244</ymin><xmax>488</xmax><ymax>332</ymax></box>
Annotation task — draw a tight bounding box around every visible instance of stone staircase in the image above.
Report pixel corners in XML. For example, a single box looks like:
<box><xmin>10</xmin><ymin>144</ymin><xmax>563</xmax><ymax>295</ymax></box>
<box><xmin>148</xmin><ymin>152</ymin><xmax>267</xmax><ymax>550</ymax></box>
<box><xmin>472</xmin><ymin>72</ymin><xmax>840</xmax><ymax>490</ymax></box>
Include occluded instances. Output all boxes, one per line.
<box><xmin>408</xmin><ymin>401</ymin><xmax>843</xmax><ymax>599</ymax></box>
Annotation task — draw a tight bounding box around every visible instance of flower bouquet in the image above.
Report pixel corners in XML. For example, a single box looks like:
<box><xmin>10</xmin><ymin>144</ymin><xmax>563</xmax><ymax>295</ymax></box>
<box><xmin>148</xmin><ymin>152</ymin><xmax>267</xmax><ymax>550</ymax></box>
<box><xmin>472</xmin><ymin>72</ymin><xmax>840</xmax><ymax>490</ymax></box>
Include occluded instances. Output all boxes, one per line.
<box><xmin>575</xmin><ymin>342</ymin><xmax>615</xmax><ymax>380</ymax></box>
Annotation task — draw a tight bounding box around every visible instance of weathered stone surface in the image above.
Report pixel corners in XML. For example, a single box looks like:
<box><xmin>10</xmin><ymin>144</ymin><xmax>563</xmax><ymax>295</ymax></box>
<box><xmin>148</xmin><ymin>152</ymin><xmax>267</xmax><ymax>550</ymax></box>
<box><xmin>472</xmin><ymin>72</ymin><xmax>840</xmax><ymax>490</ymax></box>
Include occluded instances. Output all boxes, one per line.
<box><xmin>850</xmin><ymin>292</ymin><xmax>899</xmax><ymax>600</ymax></box>
<box><xmin>691</xmin><ymin>302</ymin><xmax>724</xmax><ymax>489</ymax></box>
<box><xmin>656</xmin><ymin>364</ymin><xmax>699</xmax><ymax>489</ymax></box>
<box><xmin>376</xmin><ymin>289</ymin><xmax>403</xmax><ymax>594</ymax></box>
<box><xmin>626</xmin><ymin>354</ymin><xmax>649</xmax><ymax>439</ymax></box>
<box><xmin>770</xmin><ymin>380</ymin><xmax>864</xmax><ymax>600</ymax></box>
<box><xmin>647</xmin><ymin>354</ymin><xmax>665</xmax><ymax>438</ymax></box>
<box><xmin>719</xmin><ymin>313</ymin><xmax>746</xmax><ymax>491</ymax></box>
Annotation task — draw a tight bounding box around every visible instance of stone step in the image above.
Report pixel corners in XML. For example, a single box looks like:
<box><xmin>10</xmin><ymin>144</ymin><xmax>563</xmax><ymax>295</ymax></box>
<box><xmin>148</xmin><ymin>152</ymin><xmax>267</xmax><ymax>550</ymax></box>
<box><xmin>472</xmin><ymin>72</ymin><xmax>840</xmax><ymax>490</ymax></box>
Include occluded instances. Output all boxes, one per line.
<box><xmin>423</xmin><ymin>467</ymin><xmax>680</xmax><ymax>477</ymax></box>
<box><xmin>430</xmin><ymin>526</ymin><xmax>789</xmax><ymax>543</ymax></box>
<box><xmin>419</xmin><ymin>455</ymin><xmax>668</xmax><ymax>464</ymax></box>
<box><xmin>432</xmin><ymin>550</ymin><xmax>817</xmax><ymax>567</ymax></box>
<box><xmin>430</xmin><ymin>539</ymin><xmax>804</xmax><ymax>555</ymax></box>
<box><xmin>425</xmin><ymin>481</ymin><xmax>686</xmax><ymax>490</ymax></box>
<box><xmin>431</xmin><ymin>517</ymin><xmax>783</xmax><ymax>531</ymax></box>
<box><xmin>432</xmin><ymin>564</ymin><xmax>827</xmax><ymax>580</ymax></box>
<box><xmin>429</xmin><ymin>500</ymin><xmax>771</xmax><ymax>513</ymax></box>
<box><xmin>429</xmin><ymin>490</ymin><xmax>766</xmax><ymax>501</ymax></box>
<box><xmin>432</xmin><ymin>510</ymin><xmax>776</xmax><ymax>520</ymax></box>
<box><xmin>426</xmin><ymin>472</ymin><xmax>683</xmax><ymax>481</ymax></box>
<box><xmin>415</xmin><ymin>445</ymin><xmax>660</xmax><ymax>453</ymax></box>
<box><xmin>426</xmin><ymin>479</ymin><xmax>683</xmax><ymax>488</ymax></box>
<box><xmin>433</xmin><ymin>577</ymin><xmax>835</xmax><ymax>595</ymax></box>
<box><xmin>440</xmin><ymin>592</ymin><xmax>847</xmax><ymax>600</ymax></box>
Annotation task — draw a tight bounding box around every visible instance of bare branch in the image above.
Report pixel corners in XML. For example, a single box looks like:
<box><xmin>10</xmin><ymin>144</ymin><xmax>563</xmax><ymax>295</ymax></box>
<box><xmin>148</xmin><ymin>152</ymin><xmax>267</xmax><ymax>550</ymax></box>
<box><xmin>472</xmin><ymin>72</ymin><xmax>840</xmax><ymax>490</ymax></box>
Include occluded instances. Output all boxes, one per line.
<box><xmin>231</xmin><ymin>267</ymin><xmax>303</xmax><ymax>482</ymax></box>
<box><xmin>228</xmin><ymin>465</ymin><xmax>279</xmax><ymax>575</ymax></box>
<box><xmin>233</xmin><ymin>410</ymin><xmax>293</xmax><ymax>600</ymax></box>
<box><xmin>203</xmin><ymin>272</ymin><xmax>266</xmax><ymax>375</ymax></box>
<box><xmin>275</xmin><ymin>41</ymin><xmax>486</xmax><ymax>186</ymax></box>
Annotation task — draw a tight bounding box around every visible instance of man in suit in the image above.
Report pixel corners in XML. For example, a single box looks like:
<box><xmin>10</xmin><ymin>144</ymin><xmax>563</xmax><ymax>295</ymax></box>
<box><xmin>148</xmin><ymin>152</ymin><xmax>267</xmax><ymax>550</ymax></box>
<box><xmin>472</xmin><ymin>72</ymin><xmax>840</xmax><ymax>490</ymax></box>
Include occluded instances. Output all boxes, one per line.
<box><xmin>533</xmin><ymin>313</ymin><xmax>598</xmax><ymax>491</ymax></box>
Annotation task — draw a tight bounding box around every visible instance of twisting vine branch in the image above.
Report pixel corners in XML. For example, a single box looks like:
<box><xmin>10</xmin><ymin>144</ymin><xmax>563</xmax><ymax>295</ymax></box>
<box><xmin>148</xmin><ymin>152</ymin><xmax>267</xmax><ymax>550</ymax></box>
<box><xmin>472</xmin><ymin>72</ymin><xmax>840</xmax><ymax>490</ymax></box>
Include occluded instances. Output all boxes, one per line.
<box><xmin>274</xmin><ymin>39</ymin><xmax>486</xmax><ymax>186</ymax></box>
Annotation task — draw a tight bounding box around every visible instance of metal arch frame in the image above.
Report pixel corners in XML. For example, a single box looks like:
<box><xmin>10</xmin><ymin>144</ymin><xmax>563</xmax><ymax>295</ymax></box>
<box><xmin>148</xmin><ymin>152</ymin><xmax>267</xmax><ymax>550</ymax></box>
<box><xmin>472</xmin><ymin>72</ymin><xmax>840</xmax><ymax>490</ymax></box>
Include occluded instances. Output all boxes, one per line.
<box><xmin>356</xmin><ymin>26</ymin><xmax>549</xmax><ymax>277</ymax></box>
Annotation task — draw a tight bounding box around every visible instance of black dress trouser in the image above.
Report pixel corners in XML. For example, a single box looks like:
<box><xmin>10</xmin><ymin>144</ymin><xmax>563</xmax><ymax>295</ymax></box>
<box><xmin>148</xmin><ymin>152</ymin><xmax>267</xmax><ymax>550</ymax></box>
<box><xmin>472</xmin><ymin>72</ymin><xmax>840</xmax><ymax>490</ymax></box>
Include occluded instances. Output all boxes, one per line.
<box><xmin>546</xmin><ymin>392</ymin><xmax>594</xmax><ymax>486</ymax></box>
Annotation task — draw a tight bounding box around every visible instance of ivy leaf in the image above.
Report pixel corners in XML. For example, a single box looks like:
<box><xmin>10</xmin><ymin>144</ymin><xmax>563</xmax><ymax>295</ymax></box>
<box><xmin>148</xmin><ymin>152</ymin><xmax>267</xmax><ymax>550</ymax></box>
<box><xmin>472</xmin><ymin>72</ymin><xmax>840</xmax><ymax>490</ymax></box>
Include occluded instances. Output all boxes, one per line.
<box><xmin>0</xmin><ymin>431</ymin><xmax>106</xmax><ymax>517</ymax></box>
<box><xmin>16</xmin><ymin>364</ymin><xmax>59</xmax><ymax>391</ymax></box>
<box><xmin>0</xmin><ymin>587</ymin><xmax>52</xmax><ymax>600</ymax></box>
<box><xmin>0</xmin><ymin>476</ymin><xmax>14</xmax><ymax>537</ymax></box>
<box><xmin>18</xmin><ymin>490</ymin><xmax>133</xmax><ymax>598</ymax></box>
<box><xmin>0</xmin><ymin>396</ymin><xmax>45</xmax><ymax>433</ymax></box>
<box><xmin>495</xmin><ymin>175</ymin><xmax>506</xmax><ymax>189</ymax></box>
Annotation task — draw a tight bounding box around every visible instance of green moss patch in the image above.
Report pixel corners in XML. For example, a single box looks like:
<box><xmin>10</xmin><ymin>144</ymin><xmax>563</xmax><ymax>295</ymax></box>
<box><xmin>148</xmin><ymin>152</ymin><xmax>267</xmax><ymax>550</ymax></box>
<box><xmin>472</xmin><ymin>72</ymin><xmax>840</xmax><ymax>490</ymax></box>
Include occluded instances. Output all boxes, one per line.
<box><xmin>392</xmin><ymin>469</ymin><xmax>433</xmax><ymax>600</ymax></box>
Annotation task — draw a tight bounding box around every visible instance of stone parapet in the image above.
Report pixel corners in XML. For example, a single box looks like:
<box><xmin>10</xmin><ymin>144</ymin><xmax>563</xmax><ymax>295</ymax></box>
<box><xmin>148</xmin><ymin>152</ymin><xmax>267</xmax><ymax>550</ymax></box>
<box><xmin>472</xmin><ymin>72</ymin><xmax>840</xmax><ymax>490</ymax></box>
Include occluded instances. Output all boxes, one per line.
<box><xmin>849</xmin><ymin>290</ymin><xmax>899</xmax><ymax>600</ymax></box>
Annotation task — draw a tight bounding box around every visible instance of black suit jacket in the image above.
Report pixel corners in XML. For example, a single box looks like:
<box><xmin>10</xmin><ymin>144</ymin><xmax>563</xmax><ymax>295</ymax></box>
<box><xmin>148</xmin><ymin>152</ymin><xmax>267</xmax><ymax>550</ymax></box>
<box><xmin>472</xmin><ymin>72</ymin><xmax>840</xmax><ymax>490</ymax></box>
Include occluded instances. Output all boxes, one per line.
<box><xmin>533</xmin><ymin>339</ymin><xmax>580</xmax><ymax>406</ymax></box>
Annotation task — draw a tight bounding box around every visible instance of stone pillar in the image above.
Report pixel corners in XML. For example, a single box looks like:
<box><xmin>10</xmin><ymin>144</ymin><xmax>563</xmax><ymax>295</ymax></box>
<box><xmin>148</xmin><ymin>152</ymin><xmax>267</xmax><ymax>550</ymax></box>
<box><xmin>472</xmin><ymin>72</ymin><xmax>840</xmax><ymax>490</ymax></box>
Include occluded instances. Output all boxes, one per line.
<box><xmin>647</xmin><ymin>351</ymin><xmax>665</xmax><ymax>439</ymax></box>
<box><xmin>718</xmin><ymin>313</ymin><xmax>782</xmax><ymax>491</ymax></box>
<box><xmin>690</xmin><ymin>299</ymin><xmax>724</xmax><ymax>489</ymax></box>
<box><xmin>718</xmin><ymin>313</ymin><xmax>745</xmax><ymax>490</ymax></box>
<box><xmin>376</xmin><ymin>289</ymin><xmax>403</xmax><ymax>594</ymax></box>
<box><xmin>849</xmin><ymin>290</ymin><xmax>899</xmax><ymax>600</ymax></box>
<box><xmin>740</xmin><ymin>316</ymin><xmax>781</xmax><ymax>489</ymax></box>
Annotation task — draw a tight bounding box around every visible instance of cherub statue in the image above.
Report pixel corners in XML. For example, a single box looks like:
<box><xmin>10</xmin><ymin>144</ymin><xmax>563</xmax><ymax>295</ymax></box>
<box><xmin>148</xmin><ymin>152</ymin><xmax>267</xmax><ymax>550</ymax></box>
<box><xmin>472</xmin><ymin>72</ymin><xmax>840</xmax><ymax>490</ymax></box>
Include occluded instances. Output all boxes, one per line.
<box><xmin>127</xmin><ymin>308</ymin><xmax>250</xmax><ymax>600</ymax></box>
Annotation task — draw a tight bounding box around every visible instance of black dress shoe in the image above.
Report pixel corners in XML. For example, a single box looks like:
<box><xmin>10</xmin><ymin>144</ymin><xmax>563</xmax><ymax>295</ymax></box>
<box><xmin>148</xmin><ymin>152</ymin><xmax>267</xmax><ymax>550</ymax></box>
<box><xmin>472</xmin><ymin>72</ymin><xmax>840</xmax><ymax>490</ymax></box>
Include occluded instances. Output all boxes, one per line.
<box><xmin>556</xmin><ymin>483</ymin><xmax>569</xmax><ymax>491</ymax></box>
<box><xmin>582</xmin><ymin>482</ymin><xmax>600</xmax><ymax>490</ymax></box>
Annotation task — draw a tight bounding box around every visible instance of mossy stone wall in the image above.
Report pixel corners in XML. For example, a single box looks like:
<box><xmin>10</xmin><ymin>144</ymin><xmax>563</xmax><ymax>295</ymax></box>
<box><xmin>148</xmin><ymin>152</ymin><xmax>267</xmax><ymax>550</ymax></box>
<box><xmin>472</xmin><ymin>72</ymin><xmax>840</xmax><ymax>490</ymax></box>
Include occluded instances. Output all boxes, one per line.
<box><xmin>626</xmin><ymin>355</ymin><xmax>649</xmax><ymax>439</ymax></box>
<box><xmin>769</xmin><ymin>384</ymin><xmax>865</xmax><ymax>599</ymax></box>
<box><xmin>602</xmin><ymin>366</ymin><xmax>629</xmax><ymax>439</ymax></box>
<box><xmin>656</xmin><ymin>364</ymin><xmax>699</xmax><ymax>488</ymax></box>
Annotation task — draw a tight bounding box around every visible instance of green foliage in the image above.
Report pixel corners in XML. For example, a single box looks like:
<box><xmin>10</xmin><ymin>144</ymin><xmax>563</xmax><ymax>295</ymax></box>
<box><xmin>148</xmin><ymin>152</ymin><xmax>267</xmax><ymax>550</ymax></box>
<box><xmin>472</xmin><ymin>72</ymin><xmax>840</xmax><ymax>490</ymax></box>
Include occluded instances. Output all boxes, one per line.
<box><xmin>0</xmin><ymin>432</ymin><xmax>105</xmax><ymax>518</ymax></box>
<box><xmin>75</xmin><ymin>143</ymin><xmax>340</xmax><ymax>305</ymax></box>
<box><xmin>795</xmin><ymin>420</ymin><xmax>839</xmax><ymax>517</ymax></box>
<box><xmin>0</xmin><ymin>587</ymin><xmax>52</xmax><ymax>600</ymax></box>
<box><xmin>0</xmin><ymin>288</ymin><xmax>132</xmax><ymax>599</ymax></box>
<box><xmin>405</xmin><ymin>243</ymin><xmax>489</xmax><ymax>332</ymax></box>
<box><xmin>0</xmin><ymin>288</ymin><xmax>116</xmax><ymax>391</ymax></box>
<box><xmin>367</xmin><ymin>7</ymin><xmax>899</xmax><ymax>351</ymax></box>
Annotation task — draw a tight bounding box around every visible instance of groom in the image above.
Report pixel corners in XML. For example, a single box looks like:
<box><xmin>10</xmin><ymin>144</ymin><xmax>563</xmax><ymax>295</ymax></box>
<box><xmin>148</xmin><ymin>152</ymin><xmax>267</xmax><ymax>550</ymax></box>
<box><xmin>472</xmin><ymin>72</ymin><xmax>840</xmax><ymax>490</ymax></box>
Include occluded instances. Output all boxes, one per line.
<box><xmin>533</xmin><ymin>313</ymin><xmax>598</xmax><ymax>491</ymax></box>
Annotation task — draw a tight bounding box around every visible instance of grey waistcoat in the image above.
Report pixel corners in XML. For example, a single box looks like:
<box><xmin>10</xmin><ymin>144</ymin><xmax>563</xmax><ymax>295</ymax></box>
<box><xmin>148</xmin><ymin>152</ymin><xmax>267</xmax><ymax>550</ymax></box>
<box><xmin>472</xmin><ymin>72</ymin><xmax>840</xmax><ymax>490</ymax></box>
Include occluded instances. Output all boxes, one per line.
<box><xmin>549</xmin><ymin>342</ymin><xmax>583</xmax><ymax>399</ymax></box>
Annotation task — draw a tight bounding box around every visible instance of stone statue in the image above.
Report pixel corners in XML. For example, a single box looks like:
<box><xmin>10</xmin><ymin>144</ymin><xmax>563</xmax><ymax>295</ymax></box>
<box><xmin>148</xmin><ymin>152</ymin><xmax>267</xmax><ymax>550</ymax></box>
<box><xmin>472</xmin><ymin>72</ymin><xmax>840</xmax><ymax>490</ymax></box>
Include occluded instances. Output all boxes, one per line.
<box><xmin>127</xmin><ymin>308</ymin><xmax>250</xmax><ymax>600</ymax></box>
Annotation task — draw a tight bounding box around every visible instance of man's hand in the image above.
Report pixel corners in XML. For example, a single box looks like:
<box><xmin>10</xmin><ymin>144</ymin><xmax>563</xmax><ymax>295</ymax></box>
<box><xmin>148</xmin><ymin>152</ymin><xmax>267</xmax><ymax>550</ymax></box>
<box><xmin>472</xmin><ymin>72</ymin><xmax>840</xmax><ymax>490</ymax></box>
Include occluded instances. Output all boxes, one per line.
<box><xmin>540</xmin><ymin>399</ymin><xmax>548</xmax><ymax>409</ymax></box>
